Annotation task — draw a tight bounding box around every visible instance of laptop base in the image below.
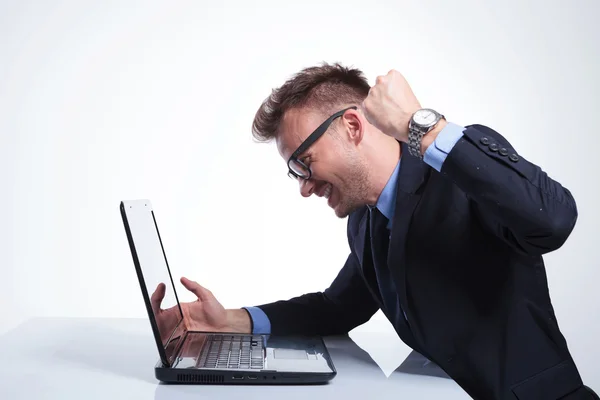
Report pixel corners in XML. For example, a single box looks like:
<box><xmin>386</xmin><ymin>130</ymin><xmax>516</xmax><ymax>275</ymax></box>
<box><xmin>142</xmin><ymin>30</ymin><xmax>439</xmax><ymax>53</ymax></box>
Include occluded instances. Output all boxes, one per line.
<box><xmin>155</xmin><ymin>362</ymin><xmax>335</xmax><ymax>385</ymax></box>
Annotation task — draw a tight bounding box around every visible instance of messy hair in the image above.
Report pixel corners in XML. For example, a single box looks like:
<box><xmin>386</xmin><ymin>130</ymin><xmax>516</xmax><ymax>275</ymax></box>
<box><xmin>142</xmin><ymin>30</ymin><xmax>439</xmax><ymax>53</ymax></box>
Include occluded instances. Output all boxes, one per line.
<box><xmin>251</xmin><ymin>62</ymin><xmax>370</xmax><ymax>142</ymax></box>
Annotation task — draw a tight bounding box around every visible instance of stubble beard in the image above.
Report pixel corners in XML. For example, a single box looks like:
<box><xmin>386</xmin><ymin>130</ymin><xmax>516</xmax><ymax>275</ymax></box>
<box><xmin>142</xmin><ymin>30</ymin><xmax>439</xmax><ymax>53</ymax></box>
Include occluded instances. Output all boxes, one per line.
<box><xmin>333</xmin><ymin>158</ymin><xmax>371</xmax><ymax>218</ymax></box>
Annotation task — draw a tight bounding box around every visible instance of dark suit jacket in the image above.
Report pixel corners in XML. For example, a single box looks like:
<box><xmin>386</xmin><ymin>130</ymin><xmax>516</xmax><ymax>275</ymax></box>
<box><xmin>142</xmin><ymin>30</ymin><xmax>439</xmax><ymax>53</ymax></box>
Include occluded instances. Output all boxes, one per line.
<box><xmin>257</xmin><ymin>124</ymin><xmax>591</xmax><ymax>399</ymax></box>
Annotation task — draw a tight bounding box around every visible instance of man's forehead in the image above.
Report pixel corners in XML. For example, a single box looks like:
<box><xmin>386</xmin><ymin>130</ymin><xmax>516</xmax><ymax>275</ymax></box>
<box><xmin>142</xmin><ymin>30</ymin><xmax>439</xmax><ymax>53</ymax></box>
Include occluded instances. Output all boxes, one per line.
<box><xmin>276</xmin><ymin>108</ymin><xmax>320</xmax><ymax>158</ymax></box>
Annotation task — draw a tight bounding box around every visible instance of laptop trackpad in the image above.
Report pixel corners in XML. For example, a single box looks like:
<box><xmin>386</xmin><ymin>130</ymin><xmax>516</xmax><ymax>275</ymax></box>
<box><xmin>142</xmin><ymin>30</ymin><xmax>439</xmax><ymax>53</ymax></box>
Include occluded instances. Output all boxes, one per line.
<box><xmin>274</xmin><ymin>349</ymin><xmax>308</xmax><ymax>360</ymax></box>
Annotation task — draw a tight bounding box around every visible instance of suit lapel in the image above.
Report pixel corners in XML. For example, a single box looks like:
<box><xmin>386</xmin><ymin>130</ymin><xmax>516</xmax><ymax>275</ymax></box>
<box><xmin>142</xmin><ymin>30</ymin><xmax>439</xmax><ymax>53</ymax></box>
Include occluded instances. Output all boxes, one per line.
<box><xmin>387</xmin><ymin>142</ymin><xmax>430</xmax><ymax>336</ymax></box>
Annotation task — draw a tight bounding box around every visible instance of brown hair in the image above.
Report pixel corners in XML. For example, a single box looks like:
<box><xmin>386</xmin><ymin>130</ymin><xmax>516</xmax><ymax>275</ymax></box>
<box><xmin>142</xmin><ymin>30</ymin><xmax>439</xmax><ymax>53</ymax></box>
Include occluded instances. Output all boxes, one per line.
<box><xmin>251</xmin><ymin>62</ymin><xmax>370</xmax><ymax>142</ymax></box>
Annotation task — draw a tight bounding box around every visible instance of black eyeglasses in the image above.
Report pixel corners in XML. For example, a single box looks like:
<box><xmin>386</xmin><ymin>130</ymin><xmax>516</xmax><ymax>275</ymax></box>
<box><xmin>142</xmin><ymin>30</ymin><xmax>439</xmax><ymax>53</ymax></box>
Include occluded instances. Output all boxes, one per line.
<box><xmin>287</xmin><ymin>106</ymin><xmax>357</xmax><ymax>180</ymax></box>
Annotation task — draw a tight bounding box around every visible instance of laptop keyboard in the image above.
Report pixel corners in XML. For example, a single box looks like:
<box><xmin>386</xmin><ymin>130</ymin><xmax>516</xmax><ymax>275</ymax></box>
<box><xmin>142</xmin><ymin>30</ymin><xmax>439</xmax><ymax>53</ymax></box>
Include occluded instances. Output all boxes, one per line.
<box><xmin>197</xmin><ymin>334</ymin><xmax>264</xmax><ymax>370</ymax></box>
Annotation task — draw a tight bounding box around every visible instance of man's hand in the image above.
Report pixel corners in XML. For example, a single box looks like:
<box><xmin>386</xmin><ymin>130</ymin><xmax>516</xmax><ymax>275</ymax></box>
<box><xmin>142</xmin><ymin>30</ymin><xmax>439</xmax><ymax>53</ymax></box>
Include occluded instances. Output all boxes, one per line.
<box><xmin>360</xmin><ymin>69</ymin><xmax>422</xmax><ymax>143</ymax></box>
<box><xmin>150</xmin><ymin>281</ymin><xmax>184</xmax><ymax>343</ymax></box>
<box><xmin>150</xmin><ymin>277</ymin><xmax>251</xmax><ymax>343</ymax></box>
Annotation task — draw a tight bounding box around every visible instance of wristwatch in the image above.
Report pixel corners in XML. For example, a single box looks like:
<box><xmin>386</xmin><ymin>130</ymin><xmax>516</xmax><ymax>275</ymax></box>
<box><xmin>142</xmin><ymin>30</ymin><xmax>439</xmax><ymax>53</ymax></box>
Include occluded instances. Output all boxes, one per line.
<box><xmin>408</xmin><ymin>108</ymin><xmax>445</xmax><ymax>159</ymax></box>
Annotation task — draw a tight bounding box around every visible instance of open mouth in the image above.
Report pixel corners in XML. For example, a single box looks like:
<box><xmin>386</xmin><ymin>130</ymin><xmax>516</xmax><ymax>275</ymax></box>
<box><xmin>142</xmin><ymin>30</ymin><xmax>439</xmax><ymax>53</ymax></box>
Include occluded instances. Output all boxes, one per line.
<box><xmin>316</xmin><ymin>183</ymin><xmax>339</xmax><ymax>209</ymax></box>
<box><xmin>325</xmin><ymin>184</ymin><xmax>339</xmax><ymax>208</ymax></box>
<box><xmin>323</xmin><ymin>183</ymin><xmax>332</xmax><ymax>199</ymax></box>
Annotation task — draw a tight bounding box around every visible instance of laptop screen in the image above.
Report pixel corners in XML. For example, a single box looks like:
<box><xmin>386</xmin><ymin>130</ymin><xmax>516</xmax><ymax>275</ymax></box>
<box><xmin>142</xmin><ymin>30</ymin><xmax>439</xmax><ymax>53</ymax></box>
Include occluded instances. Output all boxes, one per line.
<box><xmin>121</xmin><ymin>199</ymin><xmax>184</xmax><ymax>366</ymax></box>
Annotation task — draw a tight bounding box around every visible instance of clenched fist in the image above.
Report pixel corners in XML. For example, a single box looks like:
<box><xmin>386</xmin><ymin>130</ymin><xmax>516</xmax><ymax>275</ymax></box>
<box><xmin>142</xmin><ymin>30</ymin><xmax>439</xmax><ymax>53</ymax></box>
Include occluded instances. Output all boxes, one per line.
<box><xmin>360</xmin><ymin>69</ymin><xmax>422</xmax><ymax>143</ymax></box>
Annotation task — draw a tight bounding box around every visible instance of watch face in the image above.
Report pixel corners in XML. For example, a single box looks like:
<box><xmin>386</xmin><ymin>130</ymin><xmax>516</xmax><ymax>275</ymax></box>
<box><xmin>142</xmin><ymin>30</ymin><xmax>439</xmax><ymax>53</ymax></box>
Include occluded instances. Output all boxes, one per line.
<box><xmin>413</xmin><ymin>109</ymin><xmax>438</xmax><ymax>126</ymax></box>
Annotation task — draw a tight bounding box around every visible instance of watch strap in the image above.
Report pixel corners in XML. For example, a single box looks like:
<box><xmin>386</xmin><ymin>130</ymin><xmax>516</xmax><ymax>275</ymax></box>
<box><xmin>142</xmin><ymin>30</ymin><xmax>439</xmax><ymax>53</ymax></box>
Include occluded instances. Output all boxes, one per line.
<box><xmin>408</xmin><ymin>124</ymin><xmax>425</xmax><ymax>159</ymax></box>
<box><xmin>407</xmin><ymin>110</ymin><xmax>444</xmax><ymax>159</ymax></box>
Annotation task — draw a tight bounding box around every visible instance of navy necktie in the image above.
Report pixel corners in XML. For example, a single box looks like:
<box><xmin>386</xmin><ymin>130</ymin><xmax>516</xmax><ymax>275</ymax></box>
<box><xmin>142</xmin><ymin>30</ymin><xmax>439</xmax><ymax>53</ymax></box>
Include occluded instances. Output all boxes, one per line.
<box><xmin>369</xmin><ymin>206</ymin><xmax>389</xmax><ymax>262</ymax></box>
<box><xmin>369</xmin><ymin>206</ymin><xmax>411</xmax><ymax>331</ymax></box>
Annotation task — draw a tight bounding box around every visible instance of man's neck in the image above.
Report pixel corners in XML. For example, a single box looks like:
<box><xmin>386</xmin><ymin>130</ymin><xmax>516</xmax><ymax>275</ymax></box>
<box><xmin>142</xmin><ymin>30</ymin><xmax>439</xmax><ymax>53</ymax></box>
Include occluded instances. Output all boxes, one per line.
<box><xmin>363</xmin><ymin>134</ymin><xmax>401</xmax><ymax>205</ymax></box>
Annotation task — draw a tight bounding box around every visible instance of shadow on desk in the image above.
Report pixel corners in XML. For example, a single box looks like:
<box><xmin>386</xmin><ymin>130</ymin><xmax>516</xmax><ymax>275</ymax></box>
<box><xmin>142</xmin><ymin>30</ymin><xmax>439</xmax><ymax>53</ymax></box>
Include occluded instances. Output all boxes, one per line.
<box><xmin>392</xmin><ymin>350</ymin><xmax>450</xmax><ymax>379</ymax></box>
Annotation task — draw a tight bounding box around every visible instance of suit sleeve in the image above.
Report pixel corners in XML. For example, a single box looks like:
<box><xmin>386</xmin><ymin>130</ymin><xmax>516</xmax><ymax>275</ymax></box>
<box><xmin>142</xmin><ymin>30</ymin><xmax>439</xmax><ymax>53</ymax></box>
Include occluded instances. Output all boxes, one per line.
<box><xmin>252</xmin><ymin>250</ymin><xmax>379</xmax><ymax>336</ymax></box>
<box><xmin>437</xmin><ymin>123</ymin><xmax>578</xmax><ymax>256</ymax></box>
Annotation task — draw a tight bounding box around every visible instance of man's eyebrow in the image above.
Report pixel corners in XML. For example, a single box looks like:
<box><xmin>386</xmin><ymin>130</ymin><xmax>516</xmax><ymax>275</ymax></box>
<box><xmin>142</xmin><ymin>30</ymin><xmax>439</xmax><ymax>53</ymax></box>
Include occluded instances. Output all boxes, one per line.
<box><xmin>296</xmin><ymin>148</ymin><xmax>311</xmax><ymax>160</ymax></box>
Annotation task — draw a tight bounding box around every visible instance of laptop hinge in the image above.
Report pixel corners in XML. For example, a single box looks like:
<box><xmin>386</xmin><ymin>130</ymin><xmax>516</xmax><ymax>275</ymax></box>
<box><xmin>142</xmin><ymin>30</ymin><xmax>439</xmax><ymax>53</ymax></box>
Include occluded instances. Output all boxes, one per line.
<box><xmin>164</xmin><ymin>319</ymin><xmax>188</xmax><ymax>367</ymax></box>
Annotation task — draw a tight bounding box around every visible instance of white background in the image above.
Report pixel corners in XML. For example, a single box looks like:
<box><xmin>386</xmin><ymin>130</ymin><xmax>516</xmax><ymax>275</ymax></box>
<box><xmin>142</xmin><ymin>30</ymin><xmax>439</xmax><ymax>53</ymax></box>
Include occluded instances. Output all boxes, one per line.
<box><xmin>1</xmin><ymin>0</ymin><xmax>599</xmax><ymax>387</ymax></box>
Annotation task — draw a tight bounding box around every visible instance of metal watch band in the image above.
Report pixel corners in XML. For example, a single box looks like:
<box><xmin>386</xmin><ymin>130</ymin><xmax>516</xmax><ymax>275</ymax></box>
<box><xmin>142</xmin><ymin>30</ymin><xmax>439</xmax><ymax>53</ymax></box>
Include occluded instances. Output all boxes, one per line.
<box><xmin>408</xmin><ymin>126</ymin><xmax>425</xmax><ymax>159</ymax></box>
<box><xmin>407</xmin><ymin>109</ymin><xmax>445</xmax><ymax>159</ymax></box>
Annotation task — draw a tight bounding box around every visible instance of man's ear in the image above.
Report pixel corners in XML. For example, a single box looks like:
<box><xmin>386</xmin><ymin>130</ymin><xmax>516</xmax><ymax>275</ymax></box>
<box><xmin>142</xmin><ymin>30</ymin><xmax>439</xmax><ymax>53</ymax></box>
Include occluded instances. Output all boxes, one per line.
<box><xmin>343</xmin><ymin>109</ymin><xmax>364</xmax><ymax>146</ymax></box>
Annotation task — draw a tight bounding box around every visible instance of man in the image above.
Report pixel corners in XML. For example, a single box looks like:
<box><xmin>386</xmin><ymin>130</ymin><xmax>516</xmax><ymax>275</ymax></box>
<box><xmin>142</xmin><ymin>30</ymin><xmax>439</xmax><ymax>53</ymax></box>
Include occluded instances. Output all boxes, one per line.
<box><xmin>153</xmin><ymin>63</ymin><xmax>597</xmax><ymax>399</ymax></box>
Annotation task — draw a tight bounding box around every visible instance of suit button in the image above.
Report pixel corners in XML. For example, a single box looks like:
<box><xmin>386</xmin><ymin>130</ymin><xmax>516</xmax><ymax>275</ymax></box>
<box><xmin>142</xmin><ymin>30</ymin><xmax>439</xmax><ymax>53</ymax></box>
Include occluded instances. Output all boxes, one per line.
<box><xmin>480</xmin><ymin>137</ymin><xmax>489</xmax><ymax>145</ymax></box>
<box><xmin>489</xmin><ymin>143</ymin><xmax>499</xmax><ymax>152</ymax></box>
<box><xmin>499</xmin><ymin>147</ymin><xmax>508</xmax><ymax>156</ymax></box>
<box><xmin>509</xmin><ymin>153</ymin><xmax>519</xmax><ymax>162</ymax></box>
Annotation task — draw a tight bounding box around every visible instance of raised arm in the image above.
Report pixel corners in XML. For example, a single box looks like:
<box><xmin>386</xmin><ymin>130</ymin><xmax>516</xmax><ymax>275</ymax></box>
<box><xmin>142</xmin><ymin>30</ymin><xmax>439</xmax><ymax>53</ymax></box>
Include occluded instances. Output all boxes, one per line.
<box><xmin>435</xmin><ymin>123</ymin><xmax>578</xmax><ymax>256</ymax></box>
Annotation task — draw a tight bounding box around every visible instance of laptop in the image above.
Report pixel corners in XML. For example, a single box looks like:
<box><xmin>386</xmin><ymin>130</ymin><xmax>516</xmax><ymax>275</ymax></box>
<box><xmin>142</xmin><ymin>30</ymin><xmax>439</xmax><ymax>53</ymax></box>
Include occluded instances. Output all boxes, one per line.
<box><xmin>120</xmin><ymin>199</ymin><xmax>337</xmax><ymax>384</ymax></box>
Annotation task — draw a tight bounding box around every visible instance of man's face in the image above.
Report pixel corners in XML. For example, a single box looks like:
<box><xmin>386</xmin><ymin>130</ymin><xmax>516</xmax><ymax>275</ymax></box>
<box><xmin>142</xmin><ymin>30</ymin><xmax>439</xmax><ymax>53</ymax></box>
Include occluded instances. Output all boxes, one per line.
<box><xmin>276</xmin><ymin>107</ymin><xmax>370</xmax><ymax>218</ymax></box>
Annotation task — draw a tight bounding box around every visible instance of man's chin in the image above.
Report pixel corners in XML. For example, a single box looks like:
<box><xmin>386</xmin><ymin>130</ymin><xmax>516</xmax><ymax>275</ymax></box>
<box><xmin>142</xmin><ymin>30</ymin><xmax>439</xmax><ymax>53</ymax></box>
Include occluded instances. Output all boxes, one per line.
<box><xmin>328</xmin><ymin>190</ymin><xmax>362</xmax><ymax>218</ymax></box>
<box><xmin>332</xmin><ymin>202</ymin><xmax>360</xmax><ymax>218</ymax></box>
<box><xmin>334</xmin><ymin>208</ymin><xmax>348</xmax><ymax>218</ymax></box>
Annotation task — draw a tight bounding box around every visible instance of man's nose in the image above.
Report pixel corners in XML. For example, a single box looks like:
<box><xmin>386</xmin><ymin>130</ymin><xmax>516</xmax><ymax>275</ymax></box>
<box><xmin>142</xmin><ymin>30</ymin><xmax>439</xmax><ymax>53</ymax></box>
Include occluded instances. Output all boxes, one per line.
<box><xmin>299</xmin><ymin>179</ymin><xmax>315</xmax><ymax>197</ymax></box>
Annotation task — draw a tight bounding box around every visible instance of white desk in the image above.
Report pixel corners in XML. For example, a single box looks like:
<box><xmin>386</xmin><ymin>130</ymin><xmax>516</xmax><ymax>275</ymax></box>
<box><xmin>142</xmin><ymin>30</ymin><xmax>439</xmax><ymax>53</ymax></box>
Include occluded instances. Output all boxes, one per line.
<box><xmin>0</xmin><ymin>317</ymin><xmax>469</xmax><ymax>399</ymax></box>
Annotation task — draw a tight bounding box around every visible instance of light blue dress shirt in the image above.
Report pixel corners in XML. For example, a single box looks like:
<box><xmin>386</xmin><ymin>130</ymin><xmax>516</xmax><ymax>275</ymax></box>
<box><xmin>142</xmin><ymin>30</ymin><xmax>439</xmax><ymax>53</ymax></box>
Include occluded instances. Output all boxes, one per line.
<box><xmin>244</xmin><ymin>122</ymin><xmax>466</xmax><ymax>334</ymax></box>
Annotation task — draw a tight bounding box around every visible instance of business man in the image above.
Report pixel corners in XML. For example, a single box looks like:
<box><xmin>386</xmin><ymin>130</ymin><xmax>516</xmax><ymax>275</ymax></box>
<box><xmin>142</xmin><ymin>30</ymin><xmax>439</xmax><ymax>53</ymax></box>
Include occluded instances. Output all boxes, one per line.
<box><xmin>152</xmin><ymin>63</ymin><xmax>597</xmax><ymax>399</ymax></box>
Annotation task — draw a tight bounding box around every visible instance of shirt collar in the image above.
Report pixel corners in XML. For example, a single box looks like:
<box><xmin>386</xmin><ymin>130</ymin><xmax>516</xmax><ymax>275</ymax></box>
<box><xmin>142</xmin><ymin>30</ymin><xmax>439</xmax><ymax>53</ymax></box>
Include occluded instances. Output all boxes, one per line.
<box><xmin>375</xmin><ymin>158</ymin><xmax>401</xmax><ymax>227</ymax></box>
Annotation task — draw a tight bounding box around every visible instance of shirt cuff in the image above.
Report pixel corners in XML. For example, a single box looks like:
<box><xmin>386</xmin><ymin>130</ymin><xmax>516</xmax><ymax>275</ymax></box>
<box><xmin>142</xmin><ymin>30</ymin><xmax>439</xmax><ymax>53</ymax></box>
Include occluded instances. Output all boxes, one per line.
<box><xmin>242</xmin><ymin>306</ymin><xmax>272</xmax><ymax>335</ymax></box>
<box><xmin>423</xmin><ymin>122</ymin><xmax>465</xmax><ymax>172</ymax></box>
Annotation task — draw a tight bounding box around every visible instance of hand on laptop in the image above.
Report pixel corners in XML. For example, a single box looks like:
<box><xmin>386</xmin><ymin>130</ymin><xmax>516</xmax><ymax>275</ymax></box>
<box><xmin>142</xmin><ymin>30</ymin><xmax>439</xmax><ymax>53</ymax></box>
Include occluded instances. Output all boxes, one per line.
<box><xmin>151</xmin><ymin>281</ymin><xmax>188</xmax><ymax>343</ymax></box>
<box><xmin>151</xmin><ymin>277</ymin><xmax>249</xmax><ymax>341</ymax></box>
<box><xmin>177</xmin><ymin>277</ymin><xmax>229</xmax><ymax>331</ymax></box>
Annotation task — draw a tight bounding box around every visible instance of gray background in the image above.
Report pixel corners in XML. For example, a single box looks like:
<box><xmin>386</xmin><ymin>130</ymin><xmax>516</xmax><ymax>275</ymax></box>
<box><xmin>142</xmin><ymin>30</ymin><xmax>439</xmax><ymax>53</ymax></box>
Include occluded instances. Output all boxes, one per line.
<box><xmin>1</xmin><ymin>0</ymin><xmax>598</xmax><ymax>389</ymax></box>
